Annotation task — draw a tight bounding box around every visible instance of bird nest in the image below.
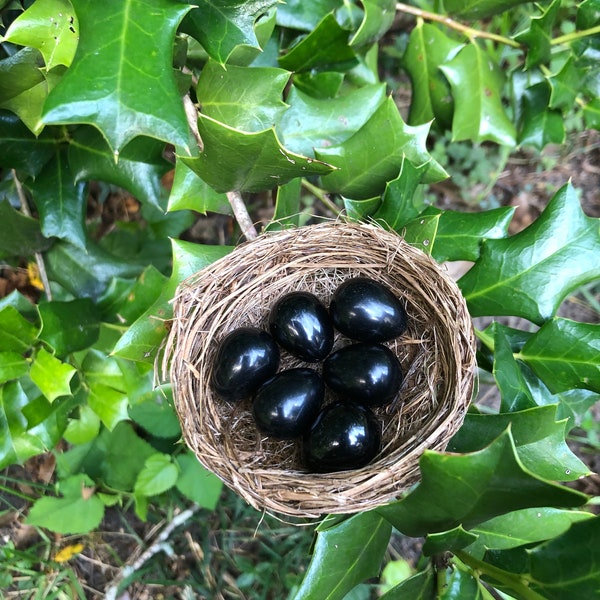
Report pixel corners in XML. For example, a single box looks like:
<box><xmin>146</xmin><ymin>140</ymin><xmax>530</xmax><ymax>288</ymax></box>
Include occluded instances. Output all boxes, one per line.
<box><xmin>162</xmin><ymin>222</ymin><xmax>476</xmax><ymax>518</ymax></box>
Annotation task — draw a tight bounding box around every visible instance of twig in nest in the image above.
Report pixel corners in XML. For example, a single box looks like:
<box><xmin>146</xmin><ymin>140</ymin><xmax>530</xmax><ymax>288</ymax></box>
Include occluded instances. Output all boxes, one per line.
<box><xmin>104</xmin><ymin>504</ymin><xmax>200</xmax><ymax>600</ymax></box>
<box><xmin>11</xmin><ymin>169</ymin><xmax>52</xmax><ymax>301</ymax></box>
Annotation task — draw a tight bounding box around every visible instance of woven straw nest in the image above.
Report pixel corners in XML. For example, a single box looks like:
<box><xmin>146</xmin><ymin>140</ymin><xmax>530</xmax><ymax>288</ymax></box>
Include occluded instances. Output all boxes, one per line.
<box><xmin>163</xmin><ymin>222</ymin><xmax>476</xmax><ymax>518</ymax></box>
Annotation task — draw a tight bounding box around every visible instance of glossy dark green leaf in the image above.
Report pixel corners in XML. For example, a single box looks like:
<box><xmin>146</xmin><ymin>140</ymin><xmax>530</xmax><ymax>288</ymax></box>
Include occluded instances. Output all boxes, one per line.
<box><xmin>29</xmin><ymin>347</ymin><xmax>76</xmax><ymax>403</ymax></box>
<box><xmin>378</xmin><ymin>429</ymin><xmax>587</xmax><ymax>538</ymax></box>
<box><xmin>42</xmin><ymin>0</ymin><xmax>191</xmax><ymax>153</ymax></box>
<box><xmin>548</xmin><ymin>56</ymin><xmax>582</xmax><ymax>110</ymax></box>
<box><xmin>514</xmin><ymin>0</ymin><xmax>561</xmax><ymax>69</ymax></box>
<box><xmin>0</xmin><ymin>199</ymin><xmax>52</xmax><ymax>260</ymax></box>
<box><xmin>422</xmin><ymin>525</ymin><xmax>478</xmax><ymax>556</ymax></box>
<box><xmin>443</xmin><ymin>0</ymin><xmax>533</xmax><ymax>19</ymax></box>
<box><xmin>0</xmin><ymin>110</ymin><xmax>56</xmax><ymax>177</ymax></box>
<box><xmin>279</xmin><ymin>13</ymin><xmax>356</xmax><ymax>73</ymax></box>
<box><xmin>27</xmin><ymin>147</ymin><xmax>87</xmax><ymax>249</ymax></box>
<box><xmin>68</xmin><ymin>127</ymin><xmax>171</xmax><ymax>210</ymax></box>
<box><xmin>112</xmin><ymin>239</ymin><xmax>232</xmax><ymax>363</ymax></box>
<box><xmin>518</xmin><ymin>82</ymin><xmax>565</xmax><ymax>150</ymax></box>
<box><xmin>2</xmin><ymin>0</ymin><xmax>78</xmax><ymax>69</ymax></box>
<box><xmin>266</xmin><ymin>178</ymin><xmax>301</xmax><ymax>231</ymax></box>
<box><xmin>467</xmin><ymin>507</ymin><xmax>593</xmax><ymax>557</ymax></box>
<box><xmin>181</xmin><ymin>0</ymin><xmax>277</xmax><ymax>64</ymax></box>
<box><xmin>343</xmin><ymin>196</ymin><xmax>381</xmax><ymax>221</ymax></box>
<box><xmin>583</xmin><ymin>98</ymin><xmax>600</xmax><ymax>129</ymax></box>
<box><xmin>458</xmin><ymin>183</ymin><xmax>600</xmax><ymax>324</ymax></box>
<box><xmin>402</xmin><ymin>214</ymin><xmax>439</xmax><ymax>255</ymax></box>
<box><xmin>181</xmin><ymin>114</ymin><xmax>334</xmax><ymax>193</ymax></box>
<box><xmin>175</xmin><ymin>452</ymin><xmax>223</xmax><ymax>510</ymax></box>
<box><xmin>197</xmin><ymin>60</ymin><xmax>289</xmax><ymax>132</ymax></box>
<box><xmin>38</xmin><ymin>299</ymin><xmax>100</xmax><ymax>357</ymax></box>
<box><xmin>440</xmin><ymin>566</ymin><xmax>494</xmax><ymax>600</ymax></box>
<box><xmin>379</xmin><ymin>567</ymin><xmax>435</xmax><ymax>600</ymax></box>
<box><xmin>278</xmin><ymin>83</ymin><xmax>386</xmax><ymax>157</ymax></box>
<box><xmin>45</xmin><ymin>239</ymin><xmax>143</xmax><ymax>300</ymax></box>
<box><xmin>402</xmin><ymin>21</ymin><xmax>463</xmax><ymax>129</ymax></box>
<box><xmin>0</xmin><ymin>46</ymin><xmax>49</xmax><ymax>134</ymax></box>
<box><xmin>167</xmin><ymin>157</ymin><xmax>231</xmax><ymax>215</ymax></box>
<box><xmin>26</xmin><ymin>473</ymin><xmax>104</xmax><ymax>534</ymax></box>
<box><xmin>275</xmin><ymin>0</ymin><xmax>341</xmax><ymax>31</ymax></box>
<box><xmin>316</xmin><ymin>97</ymin><xmax>446</xmax><ymax>200</ymax></box>
<box><xmin>424</xmin><ymin>206</ymin><xmax>514</xmax><ymax>262</ymax></box>
<box><xmin>292</xmin><ymin>71</ymin><xmax>344</xmax><ymax>98</ymax></box>
<box><xmin>0</xmin><ymin>351</ymin><xmax>29</xmax><ymax>383</ymax></box>
<box><xmin>518</xmin><ymin>318</ymin><xmax>600</xmax><ymax>394</ymax></box>
<box><xmin>440</xmin><ymin>43</ymin><xmax>516</xmax><ymax>146</ymax></box>
<box><xmin>0</xmin><ymin>306</ymin><xmax>38</xmax><ymax>352</ymax></box>
<box><xmin>294</xmin><ymin>511</ymin><xmax>391</xmax><ymax>600</ymax></box>
<box><xmin>448</xmin><ymin>405</ymin><xmax>591</xmax><ymax>482</ymax></box>
<box><xmin>529</xmin><ymin>515</ymin><xmax>600</xmax><ymax>599</ymax></box>
<box><xmin>350</xmin><ymin>0</ymin><xmax>395</xmax><ymax>47</ymax></box>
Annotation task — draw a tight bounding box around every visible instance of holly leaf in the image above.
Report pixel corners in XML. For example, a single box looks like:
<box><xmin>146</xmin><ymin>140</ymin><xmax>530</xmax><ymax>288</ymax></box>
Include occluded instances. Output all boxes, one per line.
<box><xmin>0</xmin><ymin>200</ymin><xmax>52</xmax><ymax>260</ymax></box>
<box><xmin>294</xmin><ymin>511</ymin><xmax>391</xmax><ymax>600</ymax></box>
<box><xmin>514</xmin><ymin>0</ymin><xmax>561</xmax><ymax>69</ymax></box>
<box><xmin>2</xmin><ymin>0</ymin><xmax>78</xmax><ymax>69</ymax></box>
<box><xmin>42</xmin><ymin>0</ymin><xmax>191</xmax><ymax>154</ymax></box>
<box><xmin>440</xmin><ymin>42</ymin><xmax>516</xmax><ymax>146</ymax></box>
<box><xmin>518</xmin><ymin>82</ymin><xmax>565</xmax><ymax>150</ymax></box>
<box><xmin>279</xmin><ymin>13</ymin><xmax>357</xmax><ymax>73</ymax></box>
<box><xmin>443</xmin><ymin>0</ymin><xmax>534</xmax><ymax>19</ymax></box>
<box><xmin>278</xmin><ymin>83</ymin><xmax>386</xmax><ymax>157</ymax></box>
<box><xmin>402</xmin><ymin>21</ymin><xmax>463</xmax><ymax>129</ymax></box>
<box><xmin>422</xmin><ymin>525</ymin><xmax>478</xmax><ymax>556</ymax></box>
<box><xmin>458</xmin><ymin>183</ymin><xmax>600</xmax><ymax>324</ymax></box>
<box><xmin>181</xmin><ymin>0</ymin><xmax>277</xmax><ymax>65</ymax></box>
<box><xmin>112</xmin><ymin>239</ymin><xmax>232</xmax><ymax>363</ymax></box>
<box><xmin>180</xmin><ymin>114</ymin><xmax>334</xmax><ymax>193</ymax></box>
<box><xmin>424</xmin><ymin>206</ymin><xmax>515</xmax><ymax>262</ymax></box>
<box><xmin>197</xmin><ymin>60</ymin><xmax>289</xmax><ymax>133</ymax></box>
<box><xmin>0</xmin><ymin>110</ymin><xmax>56</xmax><ymax>177</ymax></box>
<box><xmin>448</xmin><ymin>405</ymin><xmax>591</xmax><ymax>482</ymax></box>
<box><xmin>316</xmin><ymin>97</ymin><xmax>446</xmax><ymax>200</ymax></box>
<box><xmin>379</xmin><ymin>567</ymin><xmax>435</xmax><ymax>599</ymax></box>
<box><xmin>27</xmin><ymin>147</ymin><xmax>87</xmax><ymax>249</ymax></box>
<box><xmin>377</xmin><ymin>429</ymin><xmax>587</xmax><ymax>538</ymax></box>
<box><xmin>583</xmin><ymin>98</ymin><xmax>600</xmax><ymax>129</ymax></box>
<box><xmin>68</xmin><ymin>127</ymin><xmax>171</xmax><ymax>211</ymax></box>
<box><xmin>518</xmin><ymin>318</ymin><xmax>600</xmax><ymax>394</ymax></box>
<box><xmin>275</xmin><ymin>0</ymin><xmax>342</xmax><ymax>31</ymax></box>
<box><xmin>0</xmin><ymin>351</ymin><xmax>29</xmax><ymax>383</ymax></box>
<box><xmin>402</xmin><ymin>214</ymin><xmax>439</xmax><ymax>255</ymax></box>
<box><xmin>29</xmin><ymin>348</ymin><xmax>76</xmax><ymax>403</ymax></box>
<box><xmin>350</xmin><ymin>0</ymin><xmax>396</xmax><ymax>47</ymax></box>
<box><xmin>548</xmin><ymin>55</ymin><xmax>581</xmax><ymax>110</ymax></box>
<box><xmin>38</xmin><ymin>299</ymin><xmax>100</xmax><ymax>357</ymax></box>
<box><xmin>0</xmin><ymin>306</ymin><xmax>38</xmax><ymax>353</ymax></box>
<box><xmin>26</xmin><ymin>474</ymin><xmax>104</xmax><ymax>534</ymax></box>
<box><xmin>266</xmin><ymin>178</ymin><xmax>301</xmax><ymax>231</ymax></box>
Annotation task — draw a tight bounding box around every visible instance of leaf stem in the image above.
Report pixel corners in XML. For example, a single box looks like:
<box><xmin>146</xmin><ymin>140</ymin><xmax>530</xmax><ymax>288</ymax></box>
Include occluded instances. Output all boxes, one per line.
<box><xmin>551</xmin><ymin>24</ymin><xmax>600</xmax><ymax>46</ymax></box>
<box><xmin>226</xmin><ymin>190</ymin><xmax>258</xmax><ymax>241</ymax></box>
<box><xmin>395</xmin><ymin>2</ymin><xmax>521</xmax><ymax>48</ymax></box>
<box><xmin>11</xmin><ymin>169</ymin><xmax>53</xmax><ymax>301</ymax></box>
<box><xmin>301</xmin><ymin>179</ymin><xmax>344</xmax><ymax>218</ymax></box>
<box><xmin>455</xmin><ymin>551</ymin><xmax>545</xmax><ymax>600</ymax></box>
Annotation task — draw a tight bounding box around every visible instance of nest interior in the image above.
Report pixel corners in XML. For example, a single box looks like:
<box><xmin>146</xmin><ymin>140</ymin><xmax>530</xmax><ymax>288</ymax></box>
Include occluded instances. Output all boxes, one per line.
<box><xmin>163</xmin><ymin>222</ymin><xmax>476</xmax><ymax>518</ymax></box>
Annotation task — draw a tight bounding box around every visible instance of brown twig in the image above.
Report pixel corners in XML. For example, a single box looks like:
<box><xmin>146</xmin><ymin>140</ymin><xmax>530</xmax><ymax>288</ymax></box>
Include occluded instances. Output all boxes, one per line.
<box><xmin>11</xmin><ymin>169</ymin><xmax>52</xmax><ymax>301</ymax></box>
<box><xmin>227</xmin><ymin>190</ymin><xmax>259</xmax><ymax>241</ymax></box>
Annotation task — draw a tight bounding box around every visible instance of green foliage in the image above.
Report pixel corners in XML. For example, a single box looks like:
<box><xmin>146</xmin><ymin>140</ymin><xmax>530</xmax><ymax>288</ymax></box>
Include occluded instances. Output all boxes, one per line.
<box><xmin>0</xmin><ymin>0</ymin><xmax>599</xmax><ymax>597</ymax></box>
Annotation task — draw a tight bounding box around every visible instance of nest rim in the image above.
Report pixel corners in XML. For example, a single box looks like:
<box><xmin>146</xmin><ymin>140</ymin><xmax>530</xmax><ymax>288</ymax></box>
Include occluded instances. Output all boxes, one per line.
<box><xmin>163</xmin><ymin>222</ymin><xmax>476</xmax><ymax>518</ymax></box>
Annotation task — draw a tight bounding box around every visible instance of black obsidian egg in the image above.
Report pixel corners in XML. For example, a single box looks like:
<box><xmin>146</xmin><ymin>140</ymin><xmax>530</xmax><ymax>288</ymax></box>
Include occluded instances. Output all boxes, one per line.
<box><xmin>269</xmin><ymin>292</ymin><xmax>334</xmax><ymax>361</ymax></box>
<box><xmin>303</xmin><ymin>401</ymin><xmax>381</xmax><ymax>472</ymax></box>
<box><xmin>330</xmin><ymin>277</ymin><xmax>408</xmax><ymax>342</ymax></box>
<box><xmin>253</xmin><ymin>368</ymin><xmax>324</xmax><ymax>439</ymax></box>
<box><xmin>211</xmin><ymin>327</ymin><xmax>280</xmax><ymax>402</ymax></box>
<box><xmin>323</xmin><ymin>343</ymin><xmax>403</xmax><ymax>407</ymax></box>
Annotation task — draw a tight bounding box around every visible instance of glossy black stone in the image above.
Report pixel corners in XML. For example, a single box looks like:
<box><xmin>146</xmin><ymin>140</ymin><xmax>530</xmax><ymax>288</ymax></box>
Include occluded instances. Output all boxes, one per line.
<box><xmin>323</xmin><ymin>343</ymin><xmax>403</xmax><ymax>407</ymax></box>
<box><xmin>269</xmin><ymin>292</ymin><xmax>334</xmax><ymax>362</ymax></box>
<box><xmin>211</xmin><ymin>327</ymin><xmax>280</xmax><ymax>402</ymax></box>
<box><xmin>330</xmin><ymin>277</ymin><xmax>408</xmax><ymax>343</ymax></box>
<box><xmin>252</xmin><ymin>368</ymin><xmax>325</xmax><ymax>439</ymax></box>
<box><xmin>303</xmin><ymin>401</ymin><xmax>381</xmax><ymax>472</ymax></box>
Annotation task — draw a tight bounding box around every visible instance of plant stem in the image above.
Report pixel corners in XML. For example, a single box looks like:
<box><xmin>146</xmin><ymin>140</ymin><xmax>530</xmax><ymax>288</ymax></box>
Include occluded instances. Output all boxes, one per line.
<box><xmin>455</xmin><ymin>551</ymin><xmax>546</xmax><ymax>600</ymax></box>
<box><xmin>11</xmin><ymin>169</ymin><xmax>53</xmax><ymax>301</ymax></box>
<box><xmin>301</xmin><ymin>179</ymin><xmax>344</xmax><ymax>218</ymax></box>
<box><xmin>227</xmin><ymin>190</ymin><xmax>259</xmax><ymax>240</ymax></box>
<box><xmin>395</xmin><ymin>3</ymin><xmax>521</xmax><ymax>48</ymax></box>
<box><xmin>552</xmin><ymin>24</ymin><xmax>600</xmax><ymax>46</ymax></box>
